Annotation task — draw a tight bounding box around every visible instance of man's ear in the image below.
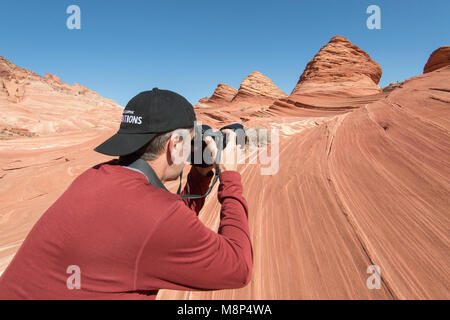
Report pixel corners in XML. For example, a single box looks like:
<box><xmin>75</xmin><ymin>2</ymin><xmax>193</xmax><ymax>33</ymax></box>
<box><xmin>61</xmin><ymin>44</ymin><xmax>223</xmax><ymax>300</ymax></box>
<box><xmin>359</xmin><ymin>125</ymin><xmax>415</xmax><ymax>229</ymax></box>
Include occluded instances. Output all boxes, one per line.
<box><xmin>166</xmin><ymin>135</ymin><xmax>174</xmax><ymax>165</ymax></box>
<box><xmin>166</xmin><ymin>133</ymin><xmax>181</xmax><ymax>165</ymax></box>
<box><xmin>167</xmin><ymin>129</ymin><xmax>192</xmax><ymax>166</ymax></box>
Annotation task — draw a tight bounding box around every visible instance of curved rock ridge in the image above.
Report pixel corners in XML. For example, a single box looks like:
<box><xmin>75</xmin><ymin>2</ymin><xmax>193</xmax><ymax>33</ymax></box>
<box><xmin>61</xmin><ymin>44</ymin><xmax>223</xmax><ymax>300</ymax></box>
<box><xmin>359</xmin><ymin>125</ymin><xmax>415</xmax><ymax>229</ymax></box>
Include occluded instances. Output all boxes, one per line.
<box><xmin>424</xmin><ymin>46</ymin><xmax>450</xmax><ymax>73</ymax></box>
<box><xmin>0</xmin><ymin>55</ymin><xmax>122</xmax><ymax>136</ymax></box>
<box><xmin>291</xmin><ymin>35</ymin><xmax>382</xmax><ymax>97</ymax></box>
<box><xmin>233</xmin><ymin>71</ymin><xmax>287</xmax><ymax>100</ymax></box>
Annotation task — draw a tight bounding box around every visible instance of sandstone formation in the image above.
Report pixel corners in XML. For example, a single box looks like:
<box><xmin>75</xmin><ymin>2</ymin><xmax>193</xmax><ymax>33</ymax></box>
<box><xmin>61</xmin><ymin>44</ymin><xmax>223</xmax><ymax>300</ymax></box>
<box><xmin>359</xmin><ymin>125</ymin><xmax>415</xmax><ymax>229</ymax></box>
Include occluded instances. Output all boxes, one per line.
<box><xmin>195</xmin><ymin>83</ymin><xmax>237</xmax><ymax>108</ymax></box>
<box><xmin>262</xmin><ymin>36</ymin><xmax>385</xmax><ymax>117</ymax></box>
<box><xmin>233</xmin><ymin>71</ymin><xmax>287</xmax><ymax>101</ymax></box>
<box><xmin>159</xmin><ymin>67</ymin><xmax>450</xmax><ymax>300</ymax></box>
<box><xmin>424</xmin><ymin>46</ymin><xmax>450</xmax><ymax>73</ymax></box>
<box><xmin>208</xmin><ymin>83</ymin><xmax>237</xmax><ymax>102</ymax></box>
<box><xmin>1</xmin><ymin>42</ymin><xmax>449</xmax><ymax>300</ymax></box>
<box><xmin>0</xmin><ymin>56</ymin><xmax>122</xmax><ymax>137</ymax></box>
<box><xmin>291</xmin><ymin>35</ymin><xmax>382</xmax><ymax>98</ymax></box>
<box><xmin>194</xmin><ymin>71</ymin><xmax>287</xmax><ymax>126</ymax></box>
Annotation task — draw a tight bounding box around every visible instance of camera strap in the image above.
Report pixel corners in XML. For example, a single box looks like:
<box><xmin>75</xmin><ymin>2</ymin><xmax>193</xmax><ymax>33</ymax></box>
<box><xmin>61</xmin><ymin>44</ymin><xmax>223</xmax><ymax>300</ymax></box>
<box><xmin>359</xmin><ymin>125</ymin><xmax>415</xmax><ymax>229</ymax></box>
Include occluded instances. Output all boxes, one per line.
<box><xmin>119</xmin><ymin>156</ymin><xmax>219</xmax><ymax>199</ymax></box>
<box><xmin>176</xmin><ymin>165</ymin><xmax>220</xmax><ymax>199</ymax></box>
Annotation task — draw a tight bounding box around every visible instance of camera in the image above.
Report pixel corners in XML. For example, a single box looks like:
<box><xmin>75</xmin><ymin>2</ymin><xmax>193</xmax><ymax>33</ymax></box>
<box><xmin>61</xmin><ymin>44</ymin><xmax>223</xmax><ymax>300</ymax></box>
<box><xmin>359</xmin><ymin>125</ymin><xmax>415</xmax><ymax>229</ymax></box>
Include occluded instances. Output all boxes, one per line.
<box><xmin>189</xmin><ymin>123</ymin><xmax>246</xmax><ymax>167</ymax></box>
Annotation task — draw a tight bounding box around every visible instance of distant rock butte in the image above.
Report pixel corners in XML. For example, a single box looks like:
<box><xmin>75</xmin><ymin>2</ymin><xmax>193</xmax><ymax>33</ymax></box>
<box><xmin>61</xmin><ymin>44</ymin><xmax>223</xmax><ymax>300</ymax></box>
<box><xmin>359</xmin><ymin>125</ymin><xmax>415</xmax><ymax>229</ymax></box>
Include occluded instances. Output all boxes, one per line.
<box><xmin>291</xmin><ymin>35</ymin><xmax>382</xmax><ymax>97</ymax></box>
<box><xmin>210</xmin><ymin>83</ymin><xmax>238</xmax><ymax>102</ymax></box>
<box><xmin>233</xmin><ymin>71</ymin><xmax>287</xmax><ymax>101</ymax></box>
<box><xmin>195</xmin><ymin>83</ymin><xmax>237</xmax><ymax>108</ymax></box>
<box><xmin>424</xmin><ymin>46</ymin><xmax>450</xmax><ymax>73</ymax></box>
<box><xmin>0</xmin><ymin>55</ymin><xmax>122</xmax><ymax>136</ymax></box>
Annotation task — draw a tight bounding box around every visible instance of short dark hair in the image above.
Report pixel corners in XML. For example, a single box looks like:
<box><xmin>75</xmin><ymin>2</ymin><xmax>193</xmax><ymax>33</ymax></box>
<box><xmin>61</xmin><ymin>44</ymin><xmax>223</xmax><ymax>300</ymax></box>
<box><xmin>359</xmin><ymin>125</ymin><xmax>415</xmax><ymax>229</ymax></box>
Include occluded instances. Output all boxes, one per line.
<box><xmin>134</xmin><ymin>127</ymin><xmax>194</xmax><ymax>161</ymax></box>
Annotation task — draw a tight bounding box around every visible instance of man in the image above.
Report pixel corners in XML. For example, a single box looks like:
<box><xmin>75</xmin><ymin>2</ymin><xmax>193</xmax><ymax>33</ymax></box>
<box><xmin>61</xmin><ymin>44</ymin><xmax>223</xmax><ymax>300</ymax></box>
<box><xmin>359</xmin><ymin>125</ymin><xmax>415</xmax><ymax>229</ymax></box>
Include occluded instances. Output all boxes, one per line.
<box><xmin>0</xmin><ymin>88</ymin><xmax>252</xmax><ymax>299</ymax></box>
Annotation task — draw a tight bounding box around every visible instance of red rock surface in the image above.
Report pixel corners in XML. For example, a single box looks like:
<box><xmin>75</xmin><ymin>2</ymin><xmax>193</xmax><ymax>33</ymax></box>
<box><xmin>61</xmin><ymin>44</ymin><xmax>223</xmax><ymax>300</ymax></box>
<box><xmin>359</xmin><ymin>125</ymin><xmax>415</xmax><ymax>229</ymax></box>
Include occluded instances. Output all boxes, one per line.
<box><xmin>424</xmin><ymin>46</ymin><xmax>450</xmax><ymax>73</ymax></box>
<box><xmin>1</xmin><ymin>43</ymin><xmax>449</xmax><ymax>299</ymax></box>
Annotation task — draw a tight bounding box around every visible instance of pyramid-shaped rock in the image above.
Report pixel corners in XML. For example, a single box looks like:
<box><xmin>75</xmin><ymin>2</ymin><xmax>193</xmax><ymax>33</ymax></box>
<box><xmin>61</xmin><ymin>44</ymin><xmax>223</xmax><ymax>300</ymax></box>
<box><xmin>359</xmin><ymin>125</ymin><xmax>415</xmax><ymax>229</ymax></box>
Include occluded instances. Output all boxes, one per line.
<box><xmin>233</xmin><ymin>71</ymin><xmax>287</xmax><ymax>100</ymax></box>
<box><xmin>291</xmin><ymin>36</ymin><xmax>382</xmax><ymax>97</ymax></box>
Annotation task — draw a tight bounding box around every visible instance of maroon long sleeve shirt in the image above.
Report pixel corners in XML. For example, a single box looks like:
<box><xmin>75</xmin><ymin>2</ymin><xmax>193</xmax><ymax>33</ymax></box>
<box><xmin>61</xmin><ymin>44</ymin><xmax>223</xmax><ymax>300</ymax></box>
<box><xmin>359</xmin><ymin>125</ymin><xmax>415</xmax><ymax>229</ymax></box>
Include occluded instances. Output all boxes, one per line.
<box><xmin>0</xmin><ymin>159</ymin><xmax>253</xmax><ymax>299</ymax></box>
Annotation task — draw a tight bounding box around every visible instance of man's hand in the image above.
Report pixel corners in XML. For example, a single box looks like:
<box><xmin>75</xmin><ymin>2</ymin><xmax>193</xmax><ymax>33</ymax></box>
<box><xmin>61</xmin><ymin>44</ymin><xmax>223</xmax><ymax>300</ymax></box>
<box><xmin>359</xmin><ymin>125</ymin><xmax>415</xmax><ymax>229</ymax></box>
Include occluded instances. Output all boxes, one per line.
<box><xmin>219</xmin><ymin>129</ymin><xmax>243</xmax><ymax>173</ymax></box>
<box><xmin>194</xmin><ymin>129</ymin><xmax>243</xmax><ymax>175</ymax></box>
<box><xmin>195</xmin><ymin>135</ymin><xmax>218</xmax><ymax>176</ymax></box>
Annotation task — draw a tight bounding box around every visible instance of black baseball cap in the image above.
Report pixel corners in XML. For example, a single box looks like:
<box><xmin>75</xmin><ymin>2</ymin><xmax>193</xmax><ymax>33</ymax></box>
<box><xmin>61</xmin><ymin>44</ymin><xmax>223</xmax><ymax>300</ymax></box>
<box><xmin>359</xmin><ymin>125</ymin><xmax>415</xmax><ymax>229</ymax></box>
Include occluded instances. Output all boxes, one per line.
<box><xmin>94</xmin><ymin>88</ymin><xmax>196</xmax><ymax>156</ymax></box>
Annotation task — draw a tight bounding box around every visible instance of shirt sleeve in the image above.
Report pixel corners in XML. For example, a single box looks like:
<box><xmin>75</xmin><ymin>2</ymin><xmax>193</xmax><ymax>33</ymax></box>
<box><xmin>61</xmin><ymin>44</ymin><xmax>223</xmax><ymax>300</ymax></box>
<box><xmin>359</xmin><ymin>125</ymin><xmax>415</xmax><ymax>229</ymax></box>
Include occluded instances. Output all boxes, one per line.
<box><xmin>134</xmin><ymin>171</ymin><xmax>253</xmax><ymax>291</ymax></box>
<box><xmin>180</xmin><ymin>166</ymin><xmax>213</xmax><ymax>215</ymax></box>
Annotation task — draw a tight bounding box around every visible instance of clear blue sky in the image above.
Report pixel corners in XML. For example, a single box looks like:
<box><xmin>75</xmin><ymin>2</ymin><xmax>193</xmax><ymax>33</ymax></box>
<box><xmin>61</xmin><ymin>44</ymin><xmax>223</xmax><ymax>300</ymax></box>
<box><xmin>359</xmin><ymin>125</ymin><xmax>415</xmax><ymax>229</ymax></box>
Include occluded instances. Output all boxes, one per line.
<box><xmin>1</xmin><ymin>0</ymin><xmax>448</xmax><ymax>106</ymax></box>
